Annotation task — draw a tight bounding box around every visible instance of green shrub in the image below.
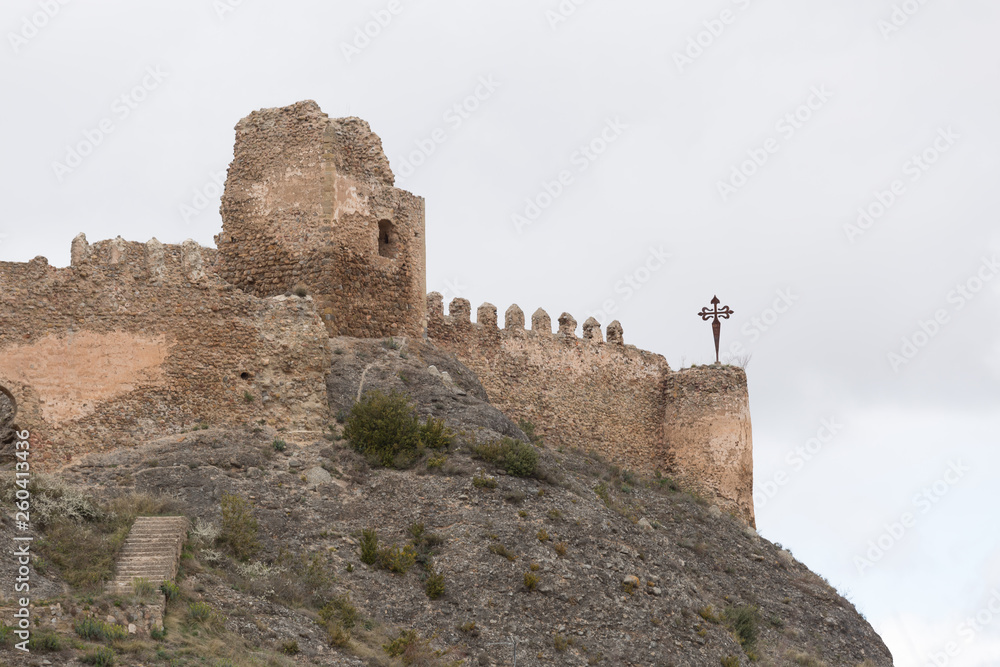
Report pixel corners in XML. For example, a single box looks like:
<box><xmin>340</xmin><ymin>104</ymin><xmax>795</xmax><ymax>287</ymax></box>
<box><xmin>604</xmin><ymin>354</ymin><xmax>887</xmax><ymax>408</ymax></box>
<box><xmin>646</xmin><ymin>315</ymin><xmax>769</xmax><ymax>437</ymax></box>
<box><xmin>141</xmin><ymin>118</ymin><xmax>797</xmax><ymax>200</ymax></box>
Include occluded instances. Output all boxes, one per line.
<box><xmin>281</xmin><ymin>640</ymin><xmax>300</xmax><ymax>655</ymax></box>
<box><xmin>723</xmin><ymin>605</ymin><xmax>759</xmax><ymax>651</ymax></box>
<box><xmin>218</xmin><ymin>493</ymin><xmax>259</xmax><ymax>561</ymax></box>
<box><xmin>0</xmin><ymin>623</ymin><xmax>11</xmax><ymax>646</ymax></box>
<box><xmin>187</xmin><ymin>601</ymin><xmax>225</xmax><ymax>632</ymax></box>
<box><xmin>383</xmin><ymin>630</ymin><xmax>419</xmax><ymax>658</ymax></box>
<box><xmin>377</xmin><ymin>543</ymin><xmax>416</xmax><ymax>574</ymax></box>
<box><xmin>131</xmin><ymin>577</ymin><xmax>155</xmax><ymax>598</ymax></box>
<box><xmin>320</xmin><ymin>594</ymin><xmax>359</xmax><ymax>631</ymax></box>
<box><xmin>327</xmin><ymin>623</ymin><xmax>351</xmax><ymax>647</ymax></box>
<box><xmin>425</xmin><ymin>571</ymin><xmax>445</xmax><ymax>599</ymax></box>
<box><xmin>419</xmin><ymin>415</ymin><xmax>453</xmax><ymax>450</ymax></box>
<box><xmin>344</xmin><ymin>390</ymin><xmax>422</xmax><ymax>468</ymax></box>
<box><xmin>82</xmin><ymin>646</ymin><xmax>116</xmax><ymax>666</ymax></box>
<box><xmin>188</xmin><ymin>601</ymin><xmax>212</xmax><ymax>622</ymax></box>
<box><xmin>160</xmin><ymin>580</ymin><xmax>181</xmax><ymax>602</ymax></box>
<box><xmin>27</xmin><ymin>630</ymin><xmax>61</xmax><ymax>651</ymax></box>
<box><xmin>358</xmin><ymin>528</ymin><xmax>415</xmax><ymax>574</ymax></box>
<box><xmin>319</xmin><ymin>594</ymin><xmax>357</xmax><ymax>646</ymax></box>
<box><xmin>272</xmin><ymin>438</ymin><xmax>287</xmax><ymax>452</ymax></box>
<box><xmin>721</xmin><ymin>657</ymin><xmax>739</xmax><ymax>667</ymax></box>
<box><xmin>698</xmin><ymin>605</ymin><xmax>720</xmax><ymax>623</ymax></box>
<box><xmin>359</xmin><ymin>528</ymin><xmax>379</xmax><ymax>565</ymax></box>
<box><xmin>74</xmin><ymin>617</ymin><xmax>112</xmax><ymax>641</ymax></box>
<box><xmin>473</xmin><ymin>438</ymin><xmax>539</xmax><ymax>477</ymax></box>
<box><xmin>489</xmin><ymin>543</ymin><xmax>517</xmax><ymax>561</ymax></box>
<box><xmin>523</xmin><ymin>571</ymin><xmax>538</xmax><ymax>591</ymax></box>
<box><xmin>408</xmin><ymin>522</ymin><xmax>426</xmax><ymax>542</ymax></box>
<box><xmin>74</xmin><ymin>616</ymin><xmax>128</xmax><ymax>641</ymax></box>
<box><xmin>472</xmin><ymin>471</ymin><xmax>497</xmax><ymax>489</ymax></box>
<box><xmin>150</xmin><ymin>626</ymin><xmax>167</xmax><ymax>641</ymax></box>
<box><xmin>594</xmin><ymin>482</ymin><xmax>611</xmax><ymax>506</ymax></box>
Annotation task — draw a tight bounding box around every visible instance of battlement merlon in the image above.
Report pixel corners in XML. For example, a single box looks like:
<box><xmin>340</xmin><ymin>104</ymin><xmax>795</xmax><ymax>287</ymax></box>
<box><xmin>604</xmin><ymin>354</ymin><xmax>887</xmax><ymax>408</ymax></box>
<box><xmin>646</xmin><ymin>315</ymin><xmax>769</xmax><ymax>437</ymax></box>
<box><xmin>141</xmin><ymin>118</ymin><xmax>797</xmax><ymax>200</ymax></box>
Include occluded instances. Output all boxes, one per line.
<box><xmin>425</xmin><ymin>293</ymin><xmax>643</xmax><ymax>352</ymax></box>
<box><xmin>67</xmin><ymin>234</ymin><xmax>218</xmax><ymax>286</ymax></box>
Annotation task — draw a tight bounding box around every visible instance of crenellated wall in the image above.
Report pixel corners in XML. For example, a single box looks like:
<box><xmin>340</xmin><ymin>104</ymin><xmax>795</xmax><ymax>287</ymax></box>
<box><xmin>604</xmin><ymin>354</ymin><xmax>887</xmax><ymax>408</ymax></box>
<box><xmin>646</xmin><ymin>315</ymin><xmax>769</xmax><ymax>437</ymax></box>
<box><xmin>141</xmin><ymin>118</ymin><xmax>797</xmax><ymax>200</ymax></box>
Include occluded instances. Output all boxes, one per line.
<box><xmin>426</xmin><ymin>292</ymin><xmax>672</xmax><ymax>476</ymax></box>
<box><xmin>426</xmin><ymin>293</ymin><xmax>755</xmax><ymax>526</ymax></box>
<box><xmin>216</xmin><ymin>100</ymin><xmax>426</xmax><ymax>339</ymax></box>
<box><xmin>0</xmin><ymin>235</ymin><xmax>331</xmax><ymax>465</ymax></box>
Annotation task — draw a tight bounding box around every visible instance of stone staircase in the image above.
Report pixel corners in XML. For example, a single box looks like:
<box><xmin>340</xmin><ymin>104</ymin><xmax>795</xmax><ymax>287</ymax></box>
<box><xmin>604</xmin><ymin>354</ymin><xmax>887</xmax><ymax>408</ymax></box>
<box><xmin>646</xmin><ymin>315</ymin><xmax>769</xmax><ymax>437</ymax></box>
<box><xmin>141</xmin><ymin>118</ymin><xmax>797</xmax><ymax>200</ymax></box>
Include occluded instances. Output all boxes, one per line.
<box><xmin>107</xmin><ymin>516</ymin><xmax>190</xmax><ymax>595</ymax></box>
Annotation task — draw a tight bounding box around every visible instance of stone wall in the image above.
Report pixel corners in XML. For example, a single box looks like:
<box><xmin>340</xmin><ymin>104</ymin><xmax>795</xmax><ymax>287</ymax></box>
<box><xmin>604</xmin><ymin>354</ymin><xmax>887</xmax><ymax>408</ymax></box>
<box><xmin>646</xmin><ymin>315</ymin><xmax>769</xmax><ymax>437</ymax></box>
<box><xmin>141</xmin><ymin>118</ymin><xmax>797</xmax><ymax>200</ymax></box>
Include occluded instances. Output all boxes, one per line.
<box><xmin>663</xmin><ymin>367</ymin><xmax>754</xmax><ymax>525</ymax></box>
<box><xmin>425</xmin><ymin>293</ymin><xmax>670</xmax><ymax>473</ymax></box>
<box><xmin>426</xmin><ymin>293</ymin><xmax>755</xmax><ymax>526</ymax></box>
<box><xmin>216</xmin><ymin>100</ymin><xmax>426</xmax><ymax>339</ymax></box>
<box><xmin>0</xmin><ymin>235</ymin><xmax>331</xmax><ymax>466</ymax></box>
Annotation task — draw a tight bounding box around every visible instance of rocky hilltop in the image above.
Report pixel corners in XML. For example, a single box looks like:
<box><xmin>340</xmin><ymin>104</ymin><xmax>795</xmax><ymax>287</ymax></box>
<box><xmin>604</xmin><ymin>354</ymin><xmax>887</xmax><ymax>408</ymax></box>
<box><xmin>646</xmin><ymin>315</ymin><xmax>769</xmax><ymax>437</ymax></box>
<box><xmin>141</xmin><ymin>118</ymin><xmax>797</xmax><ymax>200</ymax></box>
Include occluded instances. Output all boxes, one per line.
<box><xmin>0</xmin><ymin>337</ymin><xmax>892</xmax><ymax>666</ymax></box>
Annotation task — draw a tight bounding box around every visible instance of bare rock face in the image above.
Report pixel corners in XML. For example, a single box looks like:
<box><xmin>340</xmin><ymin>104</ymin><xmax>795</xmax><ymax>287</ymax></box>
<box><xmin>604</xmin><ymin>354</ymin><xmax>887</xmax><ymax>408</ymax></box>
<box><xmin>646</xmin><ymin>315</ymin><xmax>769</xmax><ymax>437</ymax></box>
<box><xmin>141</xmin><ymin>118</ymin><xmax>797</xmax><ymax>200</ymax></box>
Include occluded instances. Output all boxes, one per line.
<box><xmin>325</xmin><ymin>337</ymin><xmax>528</xmax><ymax>444</ymax></box>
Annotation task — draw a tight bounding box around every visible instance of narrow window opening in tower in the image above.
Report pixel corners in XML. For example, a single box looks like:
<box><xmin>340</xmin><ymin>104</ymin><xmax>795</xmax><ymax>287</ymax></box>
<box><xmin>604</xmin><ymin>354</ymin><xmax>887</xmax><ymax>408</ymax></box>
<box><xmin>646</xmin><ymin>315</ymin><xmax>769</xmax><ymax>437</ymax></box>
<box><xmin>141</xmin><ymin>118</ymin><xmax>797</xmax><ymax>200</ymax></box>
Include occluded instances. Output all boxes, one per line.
<box><xmin>378</xmin><ymin>220</ymin><xmax>396</xmax><ymax>258</ymax></box>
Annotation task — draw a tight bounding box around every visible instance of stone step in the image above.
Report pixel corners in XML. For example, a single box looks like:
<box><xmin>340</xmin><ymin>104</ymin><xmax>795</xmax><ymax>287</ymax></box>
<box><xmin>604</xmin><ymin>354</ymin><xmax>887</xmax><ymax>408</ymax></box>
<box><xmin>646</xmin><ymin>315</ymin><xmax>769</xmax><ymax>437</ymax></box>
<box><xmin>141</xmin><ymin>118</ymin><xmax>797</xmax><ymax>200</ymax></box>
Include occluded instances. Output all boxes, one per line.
<box><xmin>119</xmin><ymin>547</ymin><xmax>184</xmax><ymax>555</ymax></box>
<box><xmin>107</xmin><ymin>516</ymin><xmax>190</xmax><ymax>594</ymax></box>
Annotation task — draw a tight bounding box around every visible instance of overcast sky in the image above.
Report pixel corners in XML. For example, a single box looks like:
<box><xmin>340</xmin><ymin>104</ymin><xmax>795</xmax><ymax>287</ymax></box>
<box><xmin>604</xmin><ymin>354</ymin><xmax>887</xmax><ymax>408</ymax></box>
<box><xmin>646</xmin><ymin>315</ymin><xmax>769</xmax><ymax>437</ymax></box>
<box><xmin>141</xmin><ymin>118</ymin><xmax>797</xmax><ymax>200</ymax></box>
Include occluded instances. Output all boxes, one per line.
<box><xmin>3</xmin><ymin>1</ymin><xmax>999</xmax><ymax>664</ymax></box>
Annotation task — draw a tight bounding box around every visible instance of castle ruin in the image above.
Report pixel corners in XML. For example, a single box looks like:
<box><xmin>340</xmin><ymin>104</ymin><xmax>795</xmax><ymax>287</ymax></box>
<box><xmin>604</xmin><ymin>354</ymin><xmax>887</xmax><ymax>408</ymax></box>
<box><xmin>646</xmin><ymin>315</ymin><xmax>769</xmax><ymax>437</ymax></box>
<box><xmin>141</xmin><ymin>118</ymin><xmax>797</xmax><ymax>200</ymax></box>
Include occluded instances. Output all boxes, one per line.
<box><xmin>0</xmin><ymin>101</ymin><xmax>754</xmax><ymax>525</ymax></box>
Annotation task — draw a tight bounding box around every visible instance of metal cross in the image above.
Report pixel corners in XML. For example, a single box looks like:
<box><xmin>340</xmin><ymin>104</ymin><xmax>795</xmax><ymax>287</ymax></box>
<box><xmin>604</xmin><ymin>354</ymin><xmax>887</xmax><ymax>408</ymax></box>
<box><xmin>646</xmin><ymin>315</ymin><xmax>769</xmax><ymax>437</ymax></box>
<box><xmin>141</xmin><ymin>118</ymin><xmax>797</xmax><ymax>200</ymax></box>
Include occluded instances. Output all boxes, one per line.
<box><xmin>698</xmin><ymin>296</ymin><xmax>734</xmax><ymax>364</ymax></box>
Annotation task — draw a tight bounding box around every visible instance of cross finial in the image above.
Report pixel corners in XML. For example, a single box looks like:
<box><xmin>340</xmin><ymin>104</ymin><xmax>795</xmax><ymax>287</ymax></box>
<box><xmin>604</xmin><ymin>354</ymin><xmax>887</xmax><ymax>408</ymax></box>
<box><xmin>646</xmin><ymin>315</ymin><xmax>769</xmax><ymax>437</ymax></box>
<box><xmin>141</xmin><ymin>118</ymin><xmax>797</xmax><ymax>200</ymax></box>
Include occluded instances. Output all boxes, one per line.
<box><xmin>698</xmin><ymin>296</ymin><xmax>734</xmax><ymax>364</ymax></box>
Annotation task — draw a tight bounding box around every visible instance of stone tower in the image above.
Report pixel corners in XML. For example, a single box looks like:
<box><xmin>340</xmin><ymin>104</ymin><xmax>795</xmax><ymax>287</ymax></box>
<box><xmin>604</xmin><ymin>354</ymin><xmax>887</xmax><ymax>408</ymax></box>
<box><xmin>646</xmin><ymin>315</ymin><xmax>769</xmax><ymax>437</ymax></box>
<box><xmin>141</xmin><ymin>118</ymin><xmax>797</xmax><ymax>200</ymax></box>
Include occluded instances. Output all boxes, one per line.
<box><xmin>662</xmin><ymin>367</ymin><xmax>754</xmax><ymax>525</ymax></box>
<box><xmin>216</xmin><ymin>100</ymin><xmax>427</xmax><ymax>338</ymax></box>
